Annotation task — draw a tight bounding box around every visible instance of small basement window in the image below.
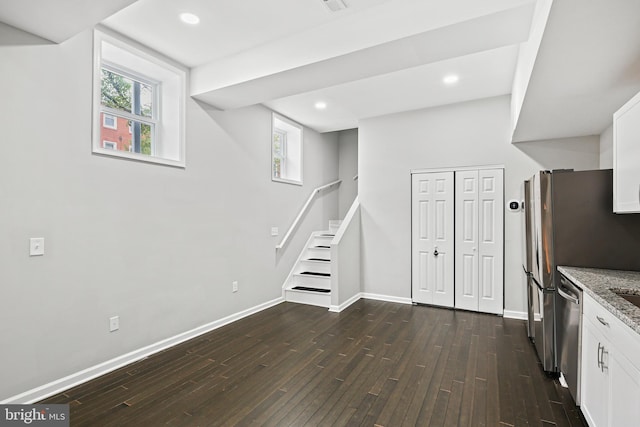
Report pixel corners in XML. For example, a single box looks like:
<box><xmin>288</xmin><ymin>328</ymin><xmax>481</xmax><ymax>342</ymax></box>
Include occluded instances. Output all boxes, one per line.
<box><xmin>272</xmin><ymin>114</ymin><xmax>303</xmax><ymax>185</ymax></box>
<box><xmin>93</xmin><ymin>29</ymin><xmax>186</xmax><ymax>167</ymax></box>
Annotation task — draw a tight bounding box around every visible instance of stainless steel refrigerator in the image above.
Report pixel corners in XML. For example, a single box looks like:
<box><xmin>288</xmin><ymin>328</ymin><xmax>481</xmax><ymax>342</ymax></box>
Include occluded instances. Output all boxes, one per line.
<box><xmin>522</xmin><ymin>169</ymin><xmax>640</xmax><ymax>374</ymax></box>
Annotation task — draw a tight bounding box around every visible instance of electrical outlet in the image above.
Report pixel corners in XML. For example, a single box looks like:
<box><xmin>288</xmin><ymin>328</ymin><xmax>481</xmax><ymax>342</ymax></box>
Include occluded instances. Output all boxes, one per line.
<box><xmin>29</xmin><ymin>237</ymin><xmax>45</xmax><ymax>256</ymax></box>
<box><xmin>271</xmin><ymin>227</ymin><xmax>279</xmax><ymax>236</ymax></box>
<box><xmin>109</xmin><ymin>316</ymin><xmax>119</xmax><ymax>332</ymax></box>
<box><xmin>232</xmin><ymin>281</ymin><xmax>238</xmax><ymax>293</ymax></box>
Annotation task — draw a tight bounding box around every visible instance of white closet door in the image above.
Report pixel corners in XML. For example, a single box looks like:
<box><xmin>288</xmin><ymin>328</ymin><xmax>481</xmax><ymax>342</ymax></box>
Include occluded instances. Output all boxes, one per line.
<box><xmin>478</xmin><ymin>169</ymin><xmax>504</xmax><ymax>314</ymax></box>
<box><xmin>455</xmin><ymin>170</ymin><xmax>480</xmax><ymax>311</ymax></box>
<box><xmin>411</xmin><ymin>172</ymin><xmax>455</xmax><ymax>307</ymax></box>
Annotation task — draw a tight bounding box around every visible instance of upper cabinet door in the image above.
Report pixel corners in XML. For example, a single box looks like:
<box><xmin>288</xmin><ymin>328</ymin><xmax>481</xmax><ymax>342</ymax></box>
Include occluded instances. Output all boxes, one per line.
<box><xmin>614</xmin><ymin>90</ymin><xmax>640</xmax><ymax>213</ymax></box>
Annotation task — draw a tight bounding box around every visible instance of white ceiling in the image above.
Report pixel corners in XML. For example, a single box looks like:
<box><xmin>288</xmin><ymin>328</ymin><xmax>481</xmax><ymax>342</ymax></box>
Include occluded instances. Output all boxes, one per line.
<box><xmin>0</xmin><ymin>0</ymin><xmax>137</xmax><ymax>43</ymax></box>
<box><xmin>1</xmin><ymin>0</ymin><xmax>640</xmax><ymax>140</ymax></box>
<box><xmin>108</xmin><ymin>0</ymin><xmax>536</xmax><ymax>133</ymax></box>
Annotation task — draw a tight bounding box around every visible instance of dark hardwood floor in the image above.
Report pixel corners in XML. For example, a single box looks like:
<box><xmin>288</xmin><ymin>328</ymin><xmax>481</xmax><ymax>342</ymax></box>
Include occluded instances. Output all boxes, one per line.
<box><xmin>41</xmin><ymin>300</ymin><xmax>586</xmax><ymax>426</ymax></box>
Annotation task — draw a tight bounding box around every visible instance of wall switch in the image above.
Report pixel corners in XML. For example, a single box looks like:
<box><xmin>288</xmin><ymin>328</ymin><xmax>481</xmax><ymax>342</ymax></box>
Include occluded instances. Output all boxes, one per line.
<box><xmin>232</xmin><ymin>281</ymin><xmax>238</xmax><ymax>293</ymax></box>
<box><xmin>109</xmin><ymin>316</ymin><xmax>119</xmax><ymax>332</ymax></box>
<box><xmin>271</xmin><ymin>227</ymin><xmax>279</xmax><ymax>236</ymax></box>
<box><xmin>29</xmin><ymin>238</ymin><xmax>45</xmax><ymax>256</ymax></box>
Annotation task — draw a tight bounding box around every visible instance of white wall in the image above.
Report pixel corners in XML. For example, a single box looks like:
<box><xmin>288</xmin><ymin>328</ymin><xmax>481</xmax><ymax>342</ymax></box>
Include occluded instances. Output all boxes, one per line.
<box><xmin>599</xmin><ymin>123</ymin><xmax>614</xmax><ymax>169</ymax></box>
<box><xmin>330</xmin><ymin>199</ymin><xmax>361</xmax><ymax>311</ymax></box>
<box><xmin>510</xmin><ymin>0</ymin><xmax>553</xmax><ymax>137</ymax></box>
<box><xmin>359</xmin><ymin>95</ymin><xmax>599</xmax><ymax>314</ymax></box>
<box><xmin>337</xmin><ymin>129</ymin><xmax>358</xmax><ymax>218</ymax></box>
<box><xmin>0</xmin><ymin>29</ymin><xmax>339</xmax><ymax>401</ymax></box>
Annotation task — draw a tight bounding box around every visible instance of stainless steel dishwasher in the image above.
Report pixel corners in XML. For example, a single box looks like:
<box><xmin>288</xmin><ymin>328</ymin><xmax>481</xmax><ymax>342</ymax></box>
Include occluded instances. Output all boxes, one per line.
<box><xmin>556</xmin><ymin>273</ymin><xmax>583</xmax><ymax>405</ymax></box>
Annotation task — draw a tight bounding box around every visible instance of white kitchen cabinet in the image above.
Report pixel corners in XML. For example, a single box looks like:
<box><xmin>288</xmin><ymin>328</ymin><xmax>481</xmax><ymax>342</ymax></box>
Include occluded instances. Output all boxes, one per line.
<box><xmin>609</xmin><ymin>349</ymin><xmax>640</xmax><ymax>427</ymax></box>
<box><xmin>581</xmin><ymin>319</ymin><xmax>609</xmax><ymax>427</ymax></box>
<box><xmin>581</xmin><ymin>293</ymin><xmax>640</xmax><ymax>427</ymax></box>
<box><xmin>613</xmin><ymin>90</ymin><xmax>640</xmax><ymax>213</ymax></box>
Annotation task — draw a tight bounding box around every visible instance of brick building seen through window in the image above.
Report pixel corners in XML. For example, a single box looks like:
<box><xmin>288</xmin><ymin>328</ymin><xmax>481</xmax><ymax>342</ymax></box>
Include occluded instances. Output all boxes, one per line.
<box><xmin>100</xmin><ymin>113</ymin><xmax>133</xmax><ymax>152</ymax></box>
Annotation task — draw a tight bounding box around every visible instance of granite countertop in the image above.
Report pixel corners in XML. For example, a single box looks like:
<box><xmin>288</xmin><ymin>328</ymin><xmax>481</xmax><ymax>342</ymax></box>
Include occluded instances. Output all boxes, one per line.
<box><xmin>558</xmin><ymin>266</ymin><xmax>640</xmax><ymax>336</ymax></box>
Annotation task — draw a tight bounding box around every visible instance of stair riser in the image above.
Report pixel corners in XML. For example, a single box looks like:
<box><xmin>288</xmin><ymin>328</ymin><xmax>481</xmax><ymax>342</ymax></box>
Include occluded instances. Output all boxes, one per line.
<box><xmin>292</xmin><ymin>274</ymin><xmax>331</xmax><ymax>289</ymax></box>
<box><xmin>297</xmin><ymin>261</ymin><xmax>331</xmax><ymax>274</ymax></box>
<box><xmin>304</xmin><ymin>248</ymin><xmax>331</xmax><ymax>260</ymax></box>
<box><xmin>311</xmin><ymin>236</ymin><xmax>333</xmax><ymax>247</ymax></box>
<box><xmin>285</xmin><ymin>289</ymin><xmax>331</xmax><ymax>308</ymax></box>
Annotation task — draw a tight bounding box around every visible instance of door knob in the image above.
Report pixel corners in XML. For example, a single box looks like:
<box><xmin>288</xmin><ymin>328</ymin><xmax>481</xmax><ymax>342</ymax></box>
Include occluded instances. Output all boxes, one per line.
<box><xmin>434</xmin><ymin>247</ymin><xmax>439</xmax><ymax>256</ymax></box>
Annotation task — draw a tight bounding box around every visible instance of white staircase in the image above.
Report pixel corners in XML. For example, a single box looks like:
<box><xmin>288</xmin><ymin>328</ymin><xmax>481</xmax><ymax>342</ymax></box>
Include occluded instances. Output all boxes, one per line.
<box><xmin>283</xmin><ymin>221</ymin><xmax>342</xmax><ymax>308</ymax></box>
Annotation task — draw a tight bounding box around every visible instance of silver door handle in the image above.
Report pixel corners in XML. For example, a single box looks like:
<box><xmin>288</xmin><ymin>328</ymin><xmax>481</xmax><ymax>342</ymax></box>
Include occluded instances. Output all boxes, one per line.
<box><xmin>597</xmin><ymin>316</ymin><xmax>609</xmax><ymax>327</ymax></box>
<box><xmin>557</xmin><ymin>287</ymin><xmax>579</xmax><ymax>305</ymax></box>
<box><xmin>597</xmin><ymin>343</ymin><xmax>602</xmax><ymax>369</ymax></box>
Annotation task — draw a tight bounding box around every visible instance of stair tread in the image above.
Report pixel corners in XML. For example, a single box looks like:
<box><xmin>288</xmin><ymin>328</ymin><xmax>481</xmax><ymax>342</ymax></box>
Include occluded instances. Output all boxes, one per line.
<box><xmin>291</xmin><ymin>286</ymin><xmax>331</xmax><ymax>293</ymax></box>
<box><xmin>305</xmin><ymin>258</ymin><xmax>330</xmax><ymax>262</ymax></box>
<box><xmin>312</xmin><ymin>245</ymin><xmax>331</xmax><ymax>249</ymax></box>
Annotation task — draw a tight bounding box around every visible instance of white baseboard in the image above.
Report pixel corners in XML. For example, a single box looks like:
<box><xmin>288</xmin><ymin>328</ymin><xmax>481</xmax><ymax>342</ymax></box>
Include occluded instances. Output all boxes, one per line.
<box><xmin>503</xmin><ymin>310</ymin><xmax>528</xmax><ymax>320</ymax></box>
<box><xmin>361</xmin><ymin>293</ymin><xmax>413</xmax><ymax>305</ymax></box>
<box><xmin>328</xmin><ymin>292</ymin><xmax>414</xmax><ymax>312</ymax></box>
<box><xmin>329</xmin><ymin>293</ymin><xmax>362</xmax><ymax>312</ymax></box>
<box><xmin>2</xmin><ymin>297</ymin><xmax>285</xmax><ymax>405</ymax></box>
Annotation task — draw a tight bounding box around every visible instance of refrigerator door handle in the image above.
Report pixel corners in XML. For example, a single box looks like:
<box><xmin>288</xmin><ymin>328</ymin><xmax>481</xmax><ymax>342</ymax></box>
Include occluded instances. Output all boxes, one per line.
<box><xmin>533</xmin><ymin>277</ymin><xmax>544</xmax><ymax>291</ymax></box>
<box><xmin>535</xmin><ymin>238</ymin><xmax>540</xmax><ymax>274</ymax></box>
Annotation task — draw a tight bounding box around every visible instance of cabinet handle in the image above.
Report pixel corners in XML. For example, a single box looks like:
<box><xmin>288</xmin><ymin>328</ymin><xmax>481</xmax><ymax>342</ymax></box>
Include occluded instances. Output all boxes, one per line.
<box><xmin>597</xmin><ymin>316</ymin><xmax>609</xmax><ymax>327</ymax></box>
<box><xmin>597</xmin><ymin>342</ymin><xmax>603</xmax><ymax>369</ymax></box>
<box><xmin>602</xmin><ymin>347</ymin><xmax>609</xmax><ymax>372</ymax></box>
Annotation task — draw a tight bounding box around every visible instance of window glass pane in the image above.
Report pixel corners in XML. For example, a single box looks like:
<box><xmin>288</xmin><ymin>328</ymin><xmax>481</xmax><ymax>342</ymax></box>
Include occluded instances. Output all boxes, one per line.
<box><xmin>139</xmin><ymin>122</ymin><xmax>152</xmax><ymax>155</ymax></box>
<box><xmin>272</xmin><ymin>115</ymin><xmax>302</xmax><ymax>184</ymax></box>
<box><xmin>99</xmin><ymin>113</ymin><xmax>153</xmax><ymax>156</ymax></box>
<box><xmin>101</xmin><ymin>68</ymin><xmax>153</xmax><ymax>118</ymax></box>
<box><xmin>273</xmin><ymin>157</ymin><xmax>281</xmax><ymax>178</ymax></box>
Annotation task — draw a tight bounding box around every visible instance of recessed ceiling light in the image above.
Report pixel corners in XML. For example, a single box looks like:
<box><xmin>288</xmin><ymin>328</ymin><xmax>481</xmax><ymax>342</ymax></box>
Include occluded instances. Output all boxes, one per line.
<box><xmin>315</xmin><ymin>101</ymin><xmax>327</xmax><ymax>110</ymax></box>
<box><xmin>180</xmin><ymin>13</ymin><xmax>200</xmax><ymax>25</ymax></box>
<box><xmin>443</xmin><ymin>74</ymin><xmax>459</xmax><ymax>85</ymax></box>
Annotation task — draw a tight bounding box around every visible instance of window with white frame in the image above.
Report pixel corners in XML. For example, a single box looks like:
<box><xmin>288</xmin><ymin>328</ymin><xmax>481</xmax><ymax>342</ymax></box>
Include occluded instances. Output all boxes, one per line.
<box><xmin>103</xmin><ymin>141</ymin><xmax>117</xmax><ymax>150</ymax></box>
<box><xmin>93</xmin><ymin>29</ymin><xmax>186</xmax><ymax>167</ymax></box>
<box><xmin>272</xmin><ymin>114</ymin><xmax>303</xmax><ymax>185</ymax></box>
<box><xmin>103</xmin><ymin>114</ymin><xmax>117</xmax><ymax>130</ymax></box>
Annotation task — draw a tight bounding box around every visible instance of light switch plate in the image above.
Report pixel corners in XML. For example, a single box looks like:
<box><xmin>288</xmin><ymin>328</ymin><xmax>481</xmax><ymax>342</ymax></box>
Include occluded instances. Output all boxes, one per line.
<box><xmin>29</xmin><ymin>238</ymin><xmax>45</xmax><ymax>256</ymax></box>
<box><xmin>109</xmin><ymin>316</ymin><xmax>119</xmax><ymax>332</ymax></box>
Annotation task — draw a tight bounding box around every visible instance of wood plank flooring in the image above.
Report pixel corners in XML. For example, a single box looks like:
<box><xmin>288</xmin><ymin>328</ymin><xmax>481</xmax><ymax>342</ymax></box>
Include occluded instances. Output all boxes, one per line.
<box><xmin>41</xmin><ymin>300</ymin><xmax>586</xmax><ymax>426</ymax></box>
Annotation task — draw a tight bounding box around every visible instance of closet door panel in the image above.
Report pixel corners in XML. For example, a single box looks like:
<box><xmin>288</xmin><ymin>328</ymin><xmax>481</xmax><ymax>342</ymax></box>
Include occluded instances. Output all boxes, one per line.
<box><xmin>478</xmin><ymin>169</ymin><xmax>504</xmax><ymax>315</ymax></box>
<box><xmin>455</xmin><ymin>170</ymin><xmax>479</xmax><ymax>311</ymax></box>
